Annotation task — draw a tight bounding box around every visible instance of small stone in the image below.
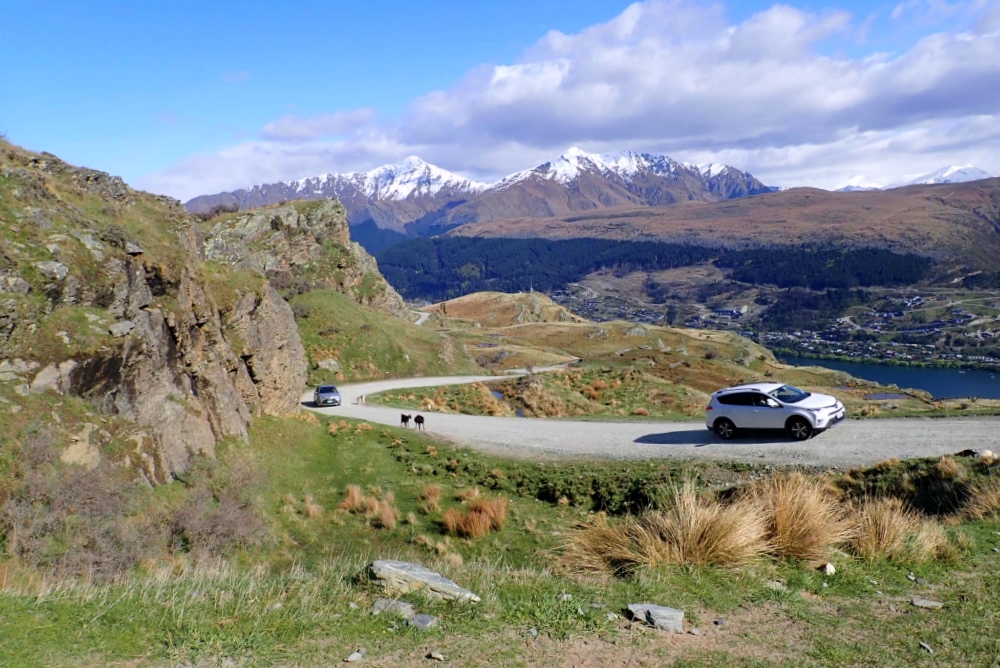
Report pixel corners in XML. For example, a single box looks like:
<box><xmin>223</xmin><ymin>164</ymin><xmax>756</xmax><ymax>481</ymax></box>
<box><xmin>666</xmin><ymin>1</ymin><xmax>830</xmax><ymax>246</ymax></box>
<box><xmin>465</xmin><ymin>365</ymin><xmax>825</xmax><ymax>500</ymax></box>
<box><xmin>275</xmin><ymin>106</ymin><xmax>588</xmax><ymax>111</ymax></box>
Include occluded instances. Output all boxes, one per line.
<box><xmin>919</xmin><ymin>641</ymin><xmax>933</xmax><ymax>654</ymax></box>
<box><xmin>821</xmin><ymin>562</ymin><xmax>836</xmax><ymax>576</ymax></box>
<box><xmin>576</xmin><ymin>607</ymin><xmax>585</xmax><ymax>615</ymax></box>
<box><xmin>371</xmin><ymin>598</ymin><xmax>416</xmax><ymax>619</ymax></box>
<box><xmin>907</xmin><ymin>573</ymin><xmax>916</xmax><ymax>582</ymax></box>
<box><xmin>766</xmin><ymin>580</ymin><xmax>789</xmax><ymax>593</ymax></box>
<box><xmin>345</xmin><ymin>648</ymin><xmax>366</xmax><ymax>662</ymax></box>
<box><xmin>606</xmin><ymin>612</ymin><xmax>619</xmax><ymax>622</ymax></box>
<box><xmin>556</xmin><ymin>593</ymin><xmax>572</xmax><ymax>602</ymax></box>
<box><xmin>349</xmin><ymin>602</ymin><xmax>359</xmax><ymax>610</ymax></box>
<box><xmin>427</xmin><ymin>652</ymin><xmax>445</xmax><ymax>661</ymax></box>
<box><xmin>407</xmin><ymin>614</ymin><xmax>439</xmax><ymax>630</ymax></box>
<box><xmin>911</xmin><ymin>597</ymin><xmax>943</xmax><ymax>610</ymax></box>
<box><xmin>889</xmin><ymin>605</ymin><xmax>897</xmax><ymax>613</ymax></box>
<box><xmin>869</xmin><ymin>579</ymin><xmax>878</xmax><ymax>585</ymax></box>
<box><xmin>714</xmin><ymin>618</ymin><xmax>726</xmax><ymax>626</ymax></box>
<box><xmin>822</xmin><ymin>582</ymin><xmax>829</xmax><ymax>588</ymax></box>
<box><xmin>527</xmin><ymin>628</ymin><xmax>538</xmax><ymax>638</ymax></box>
<box><xmin>914</xmin><ymin>577</ymin><xmax>929</xmax><ymax>586</ymax></box>
<box><xmin>689</xmin><ymin>628</ymin><xmax>703</xmax><ymax>636</ymax></box>
<box><xmin>124</xmin><ymin>241</ymin><xmax>145</xmax><ymax>255</ymax></box>
<box><xmin>627</xmin><ymin>603</ymin><xmax>684</xmax><ymax>634</ymax></box>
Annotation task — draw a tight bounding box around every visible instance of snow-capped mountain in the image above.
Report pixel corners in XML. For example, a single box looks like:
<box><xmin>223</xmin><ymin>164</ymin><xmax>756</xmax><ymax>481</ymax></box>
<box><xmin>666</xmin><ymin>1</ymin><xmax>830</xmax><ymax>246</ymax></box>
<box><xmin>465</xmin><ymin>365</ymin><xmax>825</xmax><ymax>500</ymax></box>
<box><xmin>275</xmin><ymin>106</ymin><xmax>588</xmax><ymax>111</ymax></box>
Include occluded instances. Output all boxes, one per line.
<box><xmin>186</xmin><ymin>148</ymin><xmax>777</xmax><ymax>240</ymax></box>
<box><xmin>895</xmin><ymin>165</ymin><xmax>995</xmax><ymax>187</ymax></box>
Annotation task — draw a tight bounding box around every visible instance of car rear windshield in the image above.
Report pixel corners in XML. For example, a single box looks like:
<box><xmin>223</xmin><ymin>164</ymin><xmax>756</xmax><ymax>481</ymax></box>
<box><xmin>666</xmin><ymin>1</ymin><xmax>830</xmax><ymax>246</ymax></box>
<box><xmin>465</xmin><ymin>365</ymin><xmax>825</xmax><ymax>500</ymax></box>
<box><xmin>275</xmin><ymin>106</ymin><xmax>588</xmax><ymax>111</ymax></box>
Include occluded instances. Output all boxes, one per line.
<box><xmin>769</xmin><ymin>385</ymin><xmax>810</xmax><ymax>403</ymax></box>
<box><xmin>318</xmin><ymin>386</ymin><xmax>337</xmax><ymax>393</ymax></box>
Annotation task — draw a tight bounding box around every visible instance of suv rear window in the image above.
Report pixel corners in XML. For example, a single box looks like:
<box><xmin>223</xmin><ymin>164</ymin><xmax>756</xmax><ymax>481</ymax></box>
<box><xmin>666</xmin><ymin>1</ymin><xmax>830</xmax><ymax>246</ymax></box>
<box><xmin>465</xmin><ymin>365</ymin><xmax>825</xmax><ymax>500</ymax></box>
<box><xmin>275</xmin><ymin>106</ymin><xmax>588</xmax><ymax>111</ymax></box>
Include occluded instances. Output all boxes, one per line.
<box><xmin>717</xmin><ymin>392</ymin><xmax>754</xmax><ymax>406</ymax></box>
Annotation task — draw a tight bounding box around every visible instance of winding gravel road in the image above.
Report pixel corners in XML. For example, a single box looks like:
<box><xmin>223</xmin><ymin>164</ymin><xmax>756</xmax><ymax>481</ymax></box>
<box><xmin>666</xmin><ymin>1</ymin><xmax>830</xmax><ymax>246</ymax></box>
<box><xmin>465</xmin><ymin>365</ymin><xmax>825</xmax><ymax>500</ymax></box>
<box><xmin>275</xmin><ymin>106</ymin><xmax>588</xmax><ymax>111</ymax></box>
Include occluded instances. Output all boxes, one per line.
<box><xmin>302</xmin><ymin>374</ymin><xmax>1000</xmax><ymax>468</ymax></box>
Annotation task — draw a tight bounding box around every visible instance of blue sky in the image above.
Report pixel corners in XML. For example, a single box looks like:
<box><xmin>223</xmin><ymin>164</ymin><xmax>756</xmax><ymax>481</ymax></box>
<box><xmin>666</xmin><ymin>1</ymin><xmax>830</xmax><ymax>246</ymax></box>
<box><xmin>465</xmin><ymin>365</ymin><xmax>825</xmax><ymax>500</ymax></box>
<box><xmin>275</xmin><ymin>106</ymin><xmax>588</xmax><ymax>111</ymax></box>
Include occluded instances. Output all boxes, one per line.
<box><xmin>4</xmin><ymin>0</ymin><xmax>1000</xmax><ymax>197</ymax></box>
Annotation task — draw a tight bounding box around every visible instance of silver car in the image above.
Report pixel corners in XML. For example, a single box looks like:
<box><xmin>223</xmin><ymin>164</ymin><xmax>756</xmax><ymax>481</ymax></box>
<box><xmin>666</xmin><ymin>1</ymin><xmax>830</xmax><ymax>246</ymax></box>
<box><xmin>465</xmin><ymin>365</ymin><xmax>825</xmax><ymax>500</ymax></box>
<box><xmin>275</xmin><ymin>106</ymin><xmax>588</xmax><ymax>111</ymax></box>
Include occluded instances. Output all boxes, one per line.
<box><xmin>313</xmin><ymin>384</ymin><xmax>341</xmax><ymax>407</ymax></box>
<box><xmin>706</xmin><ymin>382</ymin><xmax>845</xmax><ymax>441</ymax></box>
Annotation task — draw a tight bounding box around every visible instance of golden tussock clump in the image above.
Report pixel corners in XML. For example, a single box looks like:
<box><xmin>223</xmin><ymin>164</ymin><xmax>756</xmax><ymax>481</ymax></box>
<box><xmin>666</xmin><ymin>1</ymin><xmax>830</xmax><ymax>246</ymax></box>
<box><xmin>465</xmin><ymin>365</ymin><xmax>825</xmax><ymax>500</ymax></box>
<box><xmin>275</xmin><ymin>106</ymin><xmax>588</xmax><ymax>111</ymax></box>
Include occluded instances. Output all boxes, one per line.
<box><xmin>846</xmin><ymin>497</ymin><xmax>946</xmax><ymax>563</ymax></box>
<box><xmin>338</xmin><ymin>485</ymin><xmax>365</xmax><ymax>513</ymax></box>
<box><xmin>456</xmin><ymin>487</ymin><xmax>481</xmax><ymax>502</ymax></box>
<box><xmin>965</xmin><ymin>476</ymin><xmax>1000</xmax><ymax>520</ymax></box>
<box><xmin>632</xmin><ymin>407</ymin><xmax>650</xmax><ymax>417</ymax></box>
<box><xmin>936</xmin><ymin>455</ymin><xmax>963</xmax><ymax>480</ymax></box>
<box><xmin>745</xmin><ymin>473</ymin><xmax>852</xmax><ymax>562</ymax></box>
<box><xmin>442</xmin><ymin>495</ymin><xmax>509</xmax><ymax>538</ymax></box>
<box><xmin>303</xmin><ymin>495</ymin><xmax>322</xmax><ymax>518</ymax></box>
<box><xmin>561</xmin><ymin>483</ymin><xmax>769</xmax><ymax>573</ymax></box>
<box><xmin>419</xmin><ymin>484</ymin><xmax>443</xmax><ymax>513</ymax></box>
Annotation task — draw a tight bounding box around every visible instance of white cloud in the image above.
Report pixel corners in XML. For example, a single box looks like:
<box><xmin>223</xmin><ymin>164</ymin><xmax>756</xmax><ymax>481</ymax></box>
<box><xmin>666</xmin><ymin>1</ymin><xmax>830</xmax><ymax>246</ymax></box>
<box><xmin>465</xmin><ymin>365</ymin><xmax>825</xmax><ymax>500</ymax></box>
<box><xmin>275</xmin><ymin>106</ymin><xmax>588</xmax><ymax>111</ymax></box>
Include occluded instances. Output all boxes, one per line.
<box><xmin>260</xmin><ymin>108</ymin><xmax>376</xmax><ymax>141</ymax></box>
<box><xmin>140</xmin><ymin>0</ymin><xmax>1000</xmax><ymax>200</ymax></box>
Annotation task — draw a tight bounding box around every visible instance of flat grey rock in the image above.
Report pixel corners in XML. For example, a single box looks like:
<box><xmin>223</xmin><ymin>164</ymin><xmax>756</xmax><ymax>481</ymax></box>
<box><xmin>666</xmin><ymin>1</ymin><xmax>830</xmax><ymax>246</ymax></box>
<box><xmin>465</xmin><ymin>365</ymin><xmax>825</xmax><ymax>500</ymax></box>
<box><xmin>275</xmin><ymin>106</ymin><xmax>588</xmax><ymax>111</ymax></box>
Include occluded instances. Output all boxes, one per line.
<box><xmin>369</xmin><ymin>560</ymin><xmax>480</xmax><ymax>603</ymax></box>
<box><xmin>627</xmin><ymin>603</ymin><xmax>684</xmax><ymax>633</ymax></box>
<box><xmin>34</xmin><ymin>261</ymin><xmax>69</xmax><ymax>281</ymax></box>
<box><xmin>109</xmin><ymin>320</ymin><xmax>135</xmax><ymax>337</ymax></box>
<box><xmin>124</xmin><ymin>241</ymin><xmax>145</xmax><ymax>255</ymax></box>
<box><xmin>372</xmin><ymin>598</ymin><xmax>416</xmax><ymax>618</ymax></box>
<box><xmin>911</xmin><ymin>597</ymin><xmax>943</xmax><ymax>610</ymax></box>
<box><xmin>407</xmin><ymin>614</ymin><xmax>439</xmax><ymax>629</ymax></box>
<box><xmin>344</xmin><ymin>647</ymin><xmax>366</xmax><ymax>662</ymax></box>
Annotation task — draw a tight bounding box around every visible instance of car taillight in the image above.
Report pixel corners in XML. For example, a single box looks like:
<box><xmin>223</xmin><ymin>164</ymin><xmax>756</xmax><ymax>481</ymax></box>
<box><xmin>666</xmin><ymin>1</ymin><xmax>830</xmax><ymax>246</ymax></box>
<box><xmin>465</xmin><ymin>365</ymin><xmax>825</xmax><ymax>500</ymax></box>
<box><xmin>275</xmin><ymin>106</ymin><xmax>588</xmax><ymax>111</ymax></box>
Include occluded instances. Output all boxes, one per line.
<box><xmin>706</xmin><ymin>405</ymin><xmax>713</xmax><ymax>411</ymax></box>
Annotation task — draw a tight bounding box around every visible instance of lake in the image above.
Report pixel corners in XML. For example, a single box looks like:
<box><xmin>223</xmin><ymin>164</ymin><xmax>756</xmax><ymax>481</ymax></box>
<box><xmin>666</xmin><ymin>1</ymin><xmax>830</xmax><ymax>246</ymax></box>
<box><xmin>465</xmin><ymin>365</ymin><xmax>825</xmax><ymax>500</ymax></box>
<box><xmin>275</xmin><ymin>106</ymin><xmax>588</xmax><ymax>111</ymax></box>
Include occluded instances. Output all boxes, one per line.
<box><xmin>778</xmin><ymin>355</ymin><xmax>1000</xmax><ymax>400</ymax></box>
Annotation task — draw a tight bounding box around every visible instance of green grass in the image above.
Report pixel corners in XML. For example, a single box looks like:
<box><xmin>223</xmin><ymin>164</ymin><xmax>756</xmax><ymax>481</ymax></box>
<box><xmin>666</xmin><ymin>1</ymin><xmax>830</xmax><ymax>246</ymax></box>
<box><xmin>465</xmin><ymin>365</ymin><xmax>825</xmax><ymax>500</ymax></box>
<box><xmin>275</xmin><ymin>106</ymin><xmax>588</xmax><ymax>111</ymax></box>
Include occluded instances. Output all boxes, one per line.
<box><xmin>3</xmin><ymin>411</ymin><xmax>1000</xmax><ymax>666</ymax></box>
<box><xmin>289</xmin><ymin>289</ymin><xmax>481</xmax><ymax>383</ymax></box>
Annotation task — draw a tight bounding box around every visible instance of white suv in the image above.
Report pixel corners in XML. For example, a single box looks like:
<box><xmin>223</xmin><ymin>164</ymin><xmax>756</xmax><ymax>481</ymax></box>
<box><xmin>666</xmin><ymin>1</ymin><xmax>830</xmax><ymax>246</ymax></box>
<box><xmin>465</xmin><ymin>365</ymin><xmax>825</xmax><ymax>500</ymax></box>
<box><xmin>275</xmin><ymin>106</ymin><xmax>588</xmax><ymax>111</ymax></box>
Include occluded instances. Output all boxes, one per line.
<box><xmin>706</xmin><ymin>382</ymin><xmax>845</xmax><ymax>441</ymax></box>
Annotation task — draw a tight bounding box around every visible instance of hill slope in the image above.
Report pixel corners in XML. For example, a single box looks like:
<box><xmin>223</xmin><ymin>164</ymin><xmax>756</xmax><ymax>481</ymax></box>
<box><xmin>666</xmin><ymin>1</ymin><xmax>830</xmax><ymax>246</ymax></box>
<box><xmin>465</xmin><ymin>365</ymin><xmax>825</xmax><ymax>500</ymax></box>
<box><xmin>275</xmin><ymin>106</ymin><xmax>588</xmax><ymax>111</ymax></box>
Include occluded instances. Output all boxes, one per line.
<box><xmin>449</xmin><ymin>180</ymin><xmax>1000</xmax><ymax>268</ymax></box>
<box><xmin>423</xmin><ymin>291</ymin><xmax>587</xmax><ymax>328</ymax></box>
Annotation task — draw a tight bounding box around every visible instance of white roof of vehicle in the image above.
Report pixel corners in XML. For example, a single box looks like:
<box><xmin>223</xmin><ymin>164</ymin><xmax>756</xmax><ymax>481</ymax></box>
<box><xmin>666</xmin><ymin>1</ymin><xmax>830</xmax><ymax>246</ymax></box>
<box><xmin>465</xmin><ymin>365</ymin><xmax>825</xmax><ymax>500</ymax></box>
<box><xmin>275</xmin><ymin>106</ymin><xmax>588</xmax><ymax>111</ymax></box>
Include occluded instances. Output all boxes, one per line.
<box><xmin>717</xmin><ymin>382</ymin><xmax>785</xmax><ymax>394</ymax></box>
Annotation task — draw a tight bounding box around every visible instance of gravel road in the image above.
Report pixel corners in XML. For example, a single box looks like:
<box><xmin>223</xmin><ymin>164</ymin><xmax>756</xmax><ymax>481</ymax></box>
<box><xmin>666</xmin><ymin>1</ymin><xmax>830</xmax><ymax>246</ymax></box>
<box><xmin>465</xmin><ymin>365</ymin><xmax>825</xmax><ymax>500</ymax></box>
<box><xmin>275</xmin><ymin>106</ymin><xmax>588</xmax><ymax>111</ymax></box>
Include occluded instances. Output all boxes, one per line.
<box><xmin>303</xmin><ymin>374</ymin><xmax>1000</xmax><ymax>468</ymax></box>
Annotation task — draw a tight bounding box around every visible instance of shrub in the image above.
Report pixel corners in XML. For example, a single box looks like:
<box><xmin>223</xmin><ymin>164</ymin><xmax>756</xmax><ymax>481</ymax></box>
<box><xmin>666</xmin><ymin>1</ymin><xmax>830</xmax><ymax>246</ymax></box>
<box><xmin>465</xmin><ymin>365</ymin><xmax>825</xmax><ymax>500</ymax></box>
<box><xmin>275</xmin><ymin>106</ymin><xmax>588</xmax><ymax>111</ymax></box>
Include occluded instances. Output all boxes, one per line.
<box><xmin>468</xmin><ymin>497</ymin><xmax>508</xmax><ymax>531</ymax></box>
<box><xmin>746</xmin><ymin>473</ymin><xmax>852</xmax><ymax>561</ymax></box>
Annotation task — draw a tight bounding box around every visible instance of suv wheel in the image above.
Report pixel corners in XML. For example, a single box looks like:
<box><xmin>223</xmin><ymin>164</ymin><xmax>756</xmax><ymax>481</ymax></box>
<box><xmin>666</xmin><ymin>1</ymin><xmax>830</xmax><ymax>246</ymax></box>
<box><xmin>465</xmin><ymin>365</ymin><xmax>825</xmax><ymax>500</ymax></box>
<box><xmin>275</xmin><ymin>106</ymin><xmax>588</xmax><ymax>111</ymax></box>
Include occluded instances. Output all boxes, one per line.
<box><xmin>787</xmin><ymin>417</ymin><xmax>813</xmax><ymax>441</ymax></box>
<box><xmin>714</xmin><ymin>418</ymin><xmax>737</xmax><ymax>440</ymax></box>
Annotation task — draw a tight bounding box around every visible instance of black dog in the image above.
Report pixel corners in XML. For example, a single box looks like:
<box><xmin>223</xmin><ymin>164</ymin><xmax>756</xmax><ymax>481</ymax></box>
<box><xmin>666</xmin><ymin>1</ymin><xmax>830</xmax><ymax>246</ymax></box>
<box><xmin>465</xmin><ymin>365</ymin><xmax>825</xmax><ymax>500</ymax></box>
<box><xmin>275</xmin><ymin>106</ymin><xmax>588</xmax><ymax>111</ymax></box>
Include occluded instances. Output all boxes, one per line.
<box><xmin>414</xmin><ymin>415</ymin><xmax>425</xmax><ymax>430</ymax></box>
<box><xmin>401</xmin><ymin>413</ymin><xmax>412</xmax><ymax>428</ymax></box>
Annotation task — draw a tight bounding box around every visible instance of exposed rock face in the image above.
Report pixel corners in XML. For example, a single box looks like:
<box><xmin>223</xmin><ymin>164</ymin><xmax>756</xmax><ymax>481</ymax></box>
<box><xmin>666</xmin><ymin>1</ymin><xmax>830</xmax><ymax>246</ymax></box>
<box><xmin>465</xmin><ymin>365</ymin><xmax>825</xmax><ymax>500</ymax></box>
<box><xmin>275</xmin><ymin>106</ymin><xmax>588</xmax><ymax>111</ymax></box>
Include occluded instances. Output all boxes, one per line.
<box><xmin>205</xmin><ymin>200</ymin><xmax>406</xmax><ymax>316</ymax></box>
<box><xmin>1</xmin><ymin>140</ymin><xmax>309</xmax><ymax>482</ymax></box>
<box><xmin>67</xmin><ymin>263</ymin><xmax>306</xmax><ymax>480</ymax></box>
<box><xmin>369</xmin><ymin>560</ymin><xmax>481</xmax><ymax>602</ymax></box>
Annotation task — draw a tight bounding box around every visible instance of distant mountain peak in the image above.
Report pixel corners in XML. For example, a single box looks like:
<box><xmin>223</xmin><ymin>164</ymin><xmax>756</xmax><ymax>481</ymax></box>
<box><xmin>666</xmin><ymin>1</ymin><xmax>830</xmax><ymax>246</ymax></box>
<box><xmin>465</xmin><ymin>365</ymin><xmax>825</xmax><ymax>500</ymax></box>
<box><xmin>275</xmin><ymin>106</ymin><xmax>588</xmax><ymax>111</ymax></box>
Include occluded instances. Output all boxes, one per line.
<box><xmin>891</xmin><ymin>165</ymin><xmax>995</xmax><ymax>188</ymax></box>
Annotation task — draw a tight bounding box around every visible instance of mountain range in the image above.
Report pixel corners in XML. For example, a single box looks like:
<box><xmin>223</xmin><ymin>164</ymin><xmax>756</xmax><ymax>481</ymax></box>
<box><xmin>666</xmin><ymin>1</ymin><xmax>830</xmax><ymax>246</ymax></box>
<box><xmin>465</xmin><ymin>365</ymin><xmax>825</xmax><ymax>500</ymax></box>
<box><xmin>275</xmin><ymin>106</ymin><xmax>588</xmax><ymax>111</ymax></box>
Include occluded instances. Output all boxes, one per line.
<box><xmin>185</xmin><ymin>148</ymin><xmax>777</xmax><ymax>241</ymax></box>
<box><xmin>835</xmin><ymin>165</ymin><xmax>996</xmax><ymax>192</ymax></box>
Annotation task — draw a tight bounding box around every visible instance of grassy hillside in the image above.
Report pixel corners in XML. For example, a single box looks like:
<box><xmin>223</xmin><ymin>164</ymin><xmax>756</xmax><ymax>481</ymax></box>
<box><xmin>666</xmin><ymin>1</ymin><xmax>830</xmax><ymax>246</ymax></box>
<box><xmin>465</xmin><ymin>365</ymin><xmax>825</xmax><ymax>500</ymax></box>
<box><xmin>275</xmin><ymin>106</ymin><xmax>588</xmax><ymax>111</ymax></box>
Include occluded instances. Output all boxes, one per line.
<box><xmin>423</xmin><ymin>291</ymin><xmax>586</xmax><ymax>328</ymax></box>
<box><xmin>2</xmin><ymin>412</ymin><xmax>999</xmax><ymax>666</ymax></box>
<box><xmin>290</xmin><ymin>289</ymin><xmax>481</xmax><ymax>383</ymax></box>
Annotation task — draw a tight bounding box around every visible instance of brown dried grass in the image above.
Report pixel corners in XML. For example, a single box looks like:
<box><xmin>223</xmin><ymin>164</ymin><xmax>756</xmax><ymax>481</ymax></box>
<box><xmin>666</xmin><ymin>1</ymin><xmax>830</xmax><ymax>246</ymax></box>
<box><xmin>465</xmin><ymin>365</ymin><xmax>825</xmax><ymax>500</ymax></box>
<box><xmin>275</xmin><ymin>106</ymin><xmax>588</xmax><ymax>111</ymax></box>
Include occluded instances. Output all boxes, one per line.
<box><xmin>441</xmin><ymin>496</ymin><xmax>508</xmax><ymax>538</ymax></box>
<box><xmin>965</xmin><ymin>475</ymin><xmax>1000</xmax><ymax>519</ymax></box>
<box><xmin>561</xmin><ymin>483</ymin><xmax>769</xmax><ymax>572</ymax></box>
<box><xmin>419</xmin><ymin>484</ymin><xmax>443</xmax><ymax>513</ymax></box>
<box><xmin>936</xmin><ymin>455</ymin><xmax>962</xmax><ymax>480</ymax></box>
<box><xmin>468</xmin><ymin>497</ymin><xmax>508</xmax><ymax>531</ymax></box>
<box><xmin>303</xmin><ymin>495</ymin><xmax>322</xmax><ymax>518</ymax></box>
<box><xmin>338</xmin><ymin>485</ymin><xmax>365</xmax><ymax>513</ymax></box>
<box><xmin>847</xmin><ymin>497</ymin><xmax>920</xmax><ymax>561</ymax></box>
<box><xmin>632</xmin><ymin>407</ymin><xmax>650</xmax><ymax>417</ymax></box>
<box><xmin>456</xmin><ymin>487</ymin><xmax>481</xmax><ymax>502</ymax></box>
<box><xmin>746</xmin><ymin>473</ymin><xmax>852</xmax><ymax>561</ymax></box>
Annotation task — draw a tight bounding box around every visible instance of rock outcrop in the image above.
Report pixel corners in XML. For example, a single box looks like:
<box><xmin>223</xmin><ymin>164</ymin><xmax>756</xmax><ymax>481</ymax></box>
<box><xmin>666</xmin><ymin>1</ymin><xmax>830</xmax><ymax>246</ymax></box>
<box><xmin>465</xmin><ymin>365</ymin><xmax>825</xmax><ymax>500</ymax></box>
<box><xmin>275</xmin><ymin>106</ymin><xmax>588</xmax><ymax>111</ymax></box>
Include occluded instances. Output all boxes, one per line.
<box><xmin>1</xmin><ymin>139</ymin><xmax>309</xmax><ymax>481</ymax></box>
<box><xmin>205</xmin><ymin>199</ymin><xmax>406</xmax><ymax>316</ymax></box>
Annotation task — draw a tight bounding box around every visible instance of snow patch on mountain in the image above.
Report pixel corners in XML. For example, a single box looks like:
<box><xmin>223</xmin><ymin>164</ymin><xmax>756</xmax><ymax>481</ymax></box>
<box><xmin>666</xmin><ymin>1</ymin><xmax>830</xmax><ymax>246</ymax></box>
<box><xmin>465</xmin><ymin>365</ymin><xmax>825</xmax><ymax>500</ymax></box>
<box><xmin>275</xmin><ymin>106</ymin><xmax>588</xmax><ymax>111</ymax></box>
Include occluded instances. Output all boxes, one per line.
<box><xmin>494</xmin><ymin>147</ymin><xmax>689</xmax><ymax>188</ymax></box>
<box><xmin>287</xmin><ymin>156</ymin><xmax>488</xmax><ymax>201</ymax></box>
<box><xmin>895</xmin><ymin>165</ymin><xmax>995</xmax><ymax>187</ymax></box>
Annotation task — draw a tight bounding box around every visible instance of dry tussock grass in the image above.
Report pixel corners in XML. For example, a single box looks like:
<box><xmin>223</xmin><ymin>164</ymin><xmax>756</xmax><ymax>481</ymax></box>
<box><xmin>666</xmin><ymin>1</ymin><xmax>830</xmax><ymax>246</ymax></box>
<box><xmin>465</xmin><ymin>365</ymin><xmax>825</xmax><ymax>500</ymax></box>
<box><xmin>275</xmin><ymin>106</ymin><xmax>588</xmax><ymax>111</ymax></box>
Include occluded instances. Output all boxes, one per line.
<box><xmin>632</xmin><ymin>407</ymin><xmax>650</xmax><ymax>417</ymax></box>
<box><xmin>561</xmin><ymin>483</ymin><xmax>768</xmax><ymax>572</ymax></box>
<box><xmin>936</xmin><ymin>455</ymin><xmax>962</xmax><ymax>480</ymax></box>
<box><xmin>419</xmin><ymin>484</ymin><xmax>443</xmax><ymax>513</ymax></box>
<box><xmin>848</xmin><ymin>497</ymin><xmax>920</xmax><ymax>561</ymax></box>
<box><xmin>338</xmin><ymin>485</ymin><xmax>365</xmax><ymax>513</ymax></box>
<box><xmin>442</xmin><ymin>495</ymin><xmax>509</xmax><ymax>538</ymax></box>
<box><xmin>746</xmin><ymin>473</ymin><xmax>852</xmax><ymax>561</ymax></box>
<box><xmin>965</xmin><ymin>475</ymin><xmax>1000</xmax><ymax>519</ymax></box>
<box><xmin>303</xmin><ymin>495</ymin><xmax>322</xmax><ymax>518</ymax></box>
<box><xmin>456</xmin><ymin>487</ymin><xmax>481</xmax><ymax>502</ymax></box>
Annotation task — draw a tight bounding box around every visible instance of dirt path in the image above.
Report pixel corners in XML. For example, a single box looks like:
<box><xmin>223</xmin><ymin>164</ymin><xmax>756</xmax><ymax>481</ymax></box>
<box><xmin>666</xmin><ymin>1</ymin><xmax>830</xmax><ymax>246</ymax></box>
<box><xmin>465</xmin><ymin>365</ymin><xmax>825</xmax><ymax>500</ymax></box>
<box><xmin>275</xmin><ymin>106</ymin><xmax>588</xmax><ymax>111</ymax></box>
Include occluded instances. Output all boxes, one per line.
<box><xmin>302</xmin><ymin>374</ymin><xmax>1000</xmax><ymax>468</ymax></box>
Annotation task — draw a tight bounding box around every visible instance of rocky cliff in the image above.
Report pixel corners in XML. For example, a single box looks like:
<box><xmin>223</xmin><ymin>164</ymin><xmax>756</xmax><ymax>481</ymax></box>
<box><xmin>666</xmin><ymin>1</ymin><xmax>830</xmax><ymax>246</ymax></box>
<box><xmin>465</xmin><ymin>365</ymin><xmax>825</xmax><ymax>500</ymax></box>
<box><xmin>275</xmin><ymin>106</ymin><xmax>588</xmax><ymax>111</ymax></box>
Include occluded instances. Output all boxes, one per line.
<box><xmin>0</xmin><ymin>140</ymin><xmax>307</xmax><ymax>481</ymax></box>
<box><xmin>203</xmin><ymin>199</ymin><xmax>406</xmax><ymax>317</ymax></box>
